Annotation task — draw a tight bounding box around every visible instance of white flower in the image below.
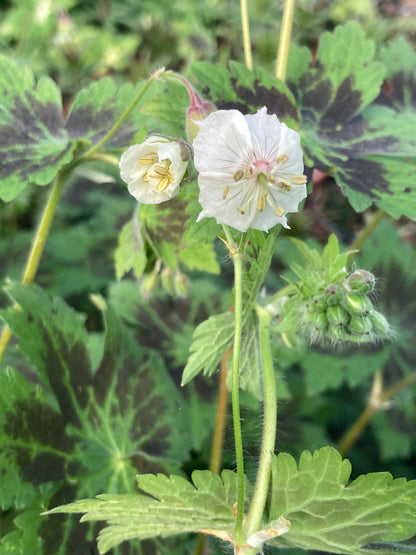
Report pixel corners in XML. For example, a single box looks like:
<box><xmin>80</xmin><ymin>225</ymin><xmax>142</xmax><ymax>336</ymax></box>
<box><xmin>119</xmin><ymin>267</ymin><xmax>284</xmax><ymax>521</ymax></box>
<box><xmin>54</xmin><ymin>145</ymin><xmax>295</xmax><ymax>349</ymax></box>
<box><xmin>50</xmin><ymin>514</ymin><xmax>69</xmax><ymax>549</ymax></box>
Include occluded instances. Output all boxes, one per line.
<box><xmin>193</xmin><ymin>107</ymin><xmax>307</xmax><ymax>232</ymax></box>
<box><xmin>120</xmin><ymin>135</ymin><xmax>188</xmax><ymax>204</ymax></box>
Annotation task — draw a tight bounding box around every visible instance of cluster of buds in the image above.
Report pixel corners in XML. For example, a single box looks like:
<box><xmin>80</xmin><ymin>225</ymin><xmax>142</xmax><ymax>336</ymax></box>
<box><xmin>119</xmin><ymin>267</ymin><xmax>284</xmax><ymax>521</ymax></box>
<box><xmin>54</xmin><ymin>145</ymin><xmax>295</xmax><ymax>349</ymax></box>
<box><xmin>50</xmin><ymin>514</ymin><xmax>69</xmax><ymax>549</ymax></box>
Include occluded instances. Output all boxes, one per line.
<box><xmin>303</xmin><ymin>270</ymin><xmax>391</xmax><ymax>344</ymax></box>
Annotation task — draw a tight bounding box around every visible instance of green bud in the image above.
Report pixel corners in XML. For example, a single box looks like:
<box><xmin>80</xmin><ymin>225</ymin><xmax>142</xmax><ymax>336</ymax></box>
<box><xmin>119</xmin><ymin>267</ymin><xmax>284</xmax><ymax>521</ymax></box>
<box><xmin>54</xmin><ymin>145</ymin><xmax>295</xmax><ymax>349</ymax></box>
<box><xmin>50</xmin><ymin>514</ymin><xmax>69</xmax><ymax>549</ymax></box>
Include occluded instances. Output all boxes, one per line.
<box><xmin>311</xmin><ymin>311</ymin><xmax>328</xmax><ymax>332</ymax></box>
<box><xmin>174</xmin><ymin>270</ymin><xmax>190</xmax><ymax>298</ymax></box>
<box><xmin>161</xmin><ymin>266</ymin><xmax>174</xmax><ymax>295</ymax></box>
<box><xmin>311</xmin><ymin>295</ymin><xmax>327</xmax><ymax>312</ymax></box>
<box><xmin>327</xmin><ymin>304</ymin><xmax>349</xmax><ymax>327</ymax></box>
<box><xmin>327</xmin><ymin>324</ymin><xmax>345</xmax><ymax>342</ymax></box>
<box><xmin>324</xmin><ymin>285</ymin><xmax>344</xmax><ymax>306</ymax></box>
<box><xmin>370</xmin><ymin>310</ymin><xmax>390</xmax><ymax>336</ymax></box>
<box><xmin>344</xmin><ymin>293</ymin><xmax>373</xmax><ymax>316</ymax></box>
<box><xmin>348</xmin><ymin>316</ymin><xmax>373</xmax><ymax>336</ymax></box>
<box><xmin>140</xmin><ymin>270</ymin><xmax>159</xmax><ymax>298</ymax></box>
<box><xmin>345</xmin><ymin>269</ymin><xmax>375</xmax><ymax>294</ymax></box>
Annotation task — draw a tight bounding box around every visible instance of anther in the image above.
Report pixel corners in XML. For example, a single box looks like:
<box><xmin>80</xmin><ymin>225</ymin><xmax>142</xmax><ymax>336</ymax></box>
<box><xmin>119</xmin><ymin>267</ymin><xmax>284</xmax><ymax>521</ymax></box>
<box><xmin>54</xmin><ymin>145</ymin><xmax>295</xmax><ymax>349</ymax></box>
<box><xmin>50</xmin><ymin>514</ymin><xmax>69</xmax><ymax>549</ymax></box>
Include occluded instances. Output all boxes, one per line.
<box><xmin>139</xmin><ymin>158</ymin><xmax>156</xmax><ymax>164</ymax></box>
<box><xmin>291</xmin><ymin>174</ymin><xmax>308</xmax><ymax>185</ymax></box>
<box><xmin>275</xmin><ymin>206</ymin><xmax>285</xmax><ymax>217</ymax></box>
<box><xmin>279</xmin><ymin>181</ymin><xmax>291</xmax><ymax>191</ymax></box>
<box><xmin>156</xmin><ymin>177</ymin><xmax>170</xmax><ymax>192</ymax></box>
<box><xmin>266</xmin><ymin>175</ymin><xmax>276</xmax><ymax>184</ymax></box>
<box><xmin>143</xmin><ymin>172</ymin><xmax>149</xmax><ymax>182</ymax></box>
<box><xmin>223</xmin><ymin>186</ymin><xmax>230</xmax><ymax>200</ymax></box>
<box><xmin>234</xmin><ymin>170</ymin><xmax>245</xmax><ymax>181</ymax></box>
<box><xmin>276</xmin><ymin>154</ymin><xmax>288</xmax><ymax>164</ymax></box>
<box><xmin>257</xmin><ymin>196</ymin><xmax>266</xmax><ymax>212</ymax></box>
<box><xmin>238</xmin><ymin>206</ymin><xmax>245</xmax><ymax>215</ymax></box>
<box><xmin>152</xmin><ymin>165</ymin><xmax>170</xmax><ymax>176</ymax></box>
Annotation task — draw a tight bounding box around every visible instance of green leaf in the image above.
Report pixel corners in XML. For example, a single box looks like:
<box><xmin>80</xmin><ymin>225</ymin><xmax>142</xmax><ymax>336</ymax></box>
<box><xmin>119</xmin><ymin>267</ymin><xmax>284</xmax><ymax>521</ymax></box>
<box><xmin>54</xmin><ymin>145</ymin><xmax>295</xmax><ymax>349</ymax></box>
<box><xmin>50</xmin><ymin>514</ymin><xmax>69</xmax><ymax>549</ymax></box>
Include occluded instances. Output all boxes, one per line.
<box><xmin>301</xmin><ymin>347</ymin><xmax>391</xmax><ymax>395</ymax></box>
<box><xmin>114</xmin><ymin>219</ymin><xmax>147</xmax><ymax>280</ymax></box>
<box><xmin>181</xmin><ymin>311</ymin><xmax>234</xmax><ymax>386</ymax></box>
<box><xmin>65</xmin><ymin>77</ymin><xmax>159</xmax><ymax>146</ymax></box>
<box><xmin>191</xmin><ymin>60</ymin><xmax>299</xmax><ymax>128</ymax></box>
<box><xmin>0</xmin><ymin>55</ymin><xmax>75</xmax><ymax>201</ymax></box>
<box><xmin>270</xmin><ymin>447</ymin><xmax>416</xmax><ymax>554</ymax></box>
<box><xmin>47</xmin><ymin>469</ymin><xmax>252</xmax><ymax>554</ymax></box>
<box><xmin>287</xmin><ymin>22</ymin><xmax>416</xmax><ymax>220</ymax></box>
<box><xmin>140</xmin><ymin>188</ymin><xmax>220</xmax><ymax>274</ymax></box>
<box><xmin>0</xmin><ymin>283</ymin><xmax>192</xmax><ymax>553</ymax></box>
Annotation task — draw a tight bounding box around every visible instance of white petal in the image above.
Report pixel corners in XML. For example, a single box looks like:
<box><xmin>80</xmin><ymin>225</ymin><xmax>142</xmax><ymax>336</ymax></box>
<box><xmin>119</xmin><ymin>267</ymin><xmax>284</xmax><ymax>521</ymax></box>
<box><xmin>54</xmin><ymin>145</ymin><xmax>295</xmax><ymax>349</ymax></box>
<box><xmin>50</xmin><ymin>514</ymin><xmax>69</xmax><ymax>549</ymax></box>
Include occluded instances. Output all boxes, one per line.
<box><xmin>193</xmin><ymin>110</ymin><xmax>253</xmax><ymax>175</ymax></box>
<box><xmin>245</xmin><ymin>107</ymin><xmax>282</xmax><ymax>162</ymax></box>
<box><xmin>277</xmin><ymin>123</ymin><xmax>304</xmax><ymax>175</ymax></box>
<box><xmin>197</xmin><ymin>175</ymin><xmax>259</xmax><ymax>232</ymax></box>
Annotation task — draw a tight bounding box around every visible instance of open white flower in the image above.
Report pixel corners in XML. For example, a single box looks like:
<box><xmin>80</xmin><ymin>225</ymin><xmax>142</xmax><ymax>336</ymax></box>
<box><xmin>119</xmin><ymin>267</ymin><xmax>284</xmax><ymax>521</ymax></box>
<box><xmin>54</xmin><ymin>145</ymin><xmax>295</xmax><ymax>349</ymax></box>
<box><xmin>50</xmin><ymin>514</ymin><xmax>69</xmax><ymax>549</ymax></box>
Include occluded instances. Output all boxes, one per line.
<box><xmin>120</xmin><ymin>135</ymin><xmax>188</xmax><ymax>204</ymax></box>
<box><xmin>193</xmin><ymin>107</ymin><xmax>307</xmax><ymax>232</ymax></box>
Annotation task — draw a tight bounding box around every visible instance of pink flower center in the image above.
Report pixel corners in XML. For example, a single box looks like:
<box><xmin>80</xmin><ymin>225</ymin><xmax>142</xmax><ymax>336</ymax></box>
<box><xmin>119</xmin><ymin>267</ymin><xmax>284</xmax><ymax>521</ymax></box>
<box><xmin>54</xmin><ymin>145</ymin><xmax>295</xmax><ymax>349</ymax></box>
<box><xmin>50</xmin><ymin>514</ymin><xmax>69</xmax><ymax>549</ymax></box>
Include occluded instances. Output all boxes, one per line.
<box><xmin>250</xmin><ymin>158</ymin><xmax>272</xmax><ymax>176</ymax></box>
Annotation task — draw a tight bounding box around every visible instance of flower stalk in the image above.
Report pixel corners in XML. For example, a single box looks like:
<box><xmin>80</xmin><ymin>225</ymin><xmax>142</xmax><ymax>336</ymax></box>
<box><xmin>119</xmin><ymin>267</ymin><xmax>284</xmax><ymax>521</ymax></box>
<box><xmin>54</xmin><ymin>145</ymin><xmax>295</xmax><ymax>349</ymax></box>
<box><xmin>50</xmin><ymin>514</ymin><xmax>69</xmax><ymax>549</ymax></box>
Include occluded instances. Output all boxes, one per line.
<box><xmin>275</xmin><ymin>0</ymin><xmax>296</xmax><ymax>81</ymax></box>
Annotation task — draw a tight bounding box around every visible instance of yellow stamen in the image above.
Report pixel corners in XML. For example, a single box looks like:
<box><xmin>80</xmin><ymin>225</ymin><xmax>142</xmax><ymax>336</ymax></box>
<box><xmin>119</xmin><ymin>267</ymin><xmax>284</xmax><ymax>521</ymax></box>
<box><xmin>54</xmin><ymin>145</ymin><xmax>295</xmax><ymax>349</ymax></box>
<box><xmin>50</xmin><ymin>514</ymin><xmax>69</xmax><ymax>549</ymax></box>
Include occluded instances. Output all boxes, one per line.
<box><xmin>279</xmin><ymin>181</ymin><xmax>291</xmax><ymax>191</ymax></box>
<box><xmin>139</xmin><ymin>158</ymin><xmax>156</xmax><ymax>164</ymax></box>
<box><xmin>266</xmin><ymin>175</ymin><xmax>276</xmax><ymax>184</ymax></box>
<box><xmin>275</xmin><ymin>206</ymin><xmax>285</xmax><ymax>217</ymax></box>
<box><xmin>156</xmin><ymin>177</ymin><xmax>170</xmax><ymax>192</ymax></box>
<box><xmin>291</xmin><ymin>174</ymin><xmax>308</xmax><ymax>185</ymax></box>
<box><xmin>276</xmin><ymin>154</ymin><xmax>288</xmax><ymax>164</ymax></box>
<box><xmin>143</xmin><ymin>172</ymin><xmax>149</xmax><ymax>182</ymax></box>
<box><xmin>223</xmin><ymin>186</ymin><xmax>230</xmax><ymax>200</ymax></box>
<box><xmin>238</xmin><ymin>206</ymin><xmax>245</xmax><ymax>215</ymax></box>
<box><xmin>234</xmin><ymin>170</ymin><xmax>245</xmax><ymax>181</ymax></box>
<box><xmin>257</xmin><ymin>196</ymin><xmax>266</xmax><ymax>212</ymax></box>
<box><xmin>152</xmin><ymin>165</ymin><xmax>170</xmax><ymax>176</ymax></box>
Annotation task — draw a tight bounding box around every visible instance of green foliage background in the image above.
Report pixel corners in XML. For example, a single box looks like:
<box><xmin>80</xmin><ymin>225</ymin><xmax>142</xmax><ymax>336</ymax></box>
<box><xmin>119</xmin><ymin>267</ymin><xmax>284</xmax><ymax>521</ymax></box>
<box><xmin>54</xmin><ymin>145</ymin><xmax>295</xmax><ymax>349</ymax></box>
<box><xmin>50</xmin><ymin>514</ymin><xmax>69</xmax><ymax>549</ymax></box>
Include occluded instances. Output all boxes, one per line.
<box><xmin>1</xmin><ymin>0</ymin><xmax>416</xmax><ymax>554</ymax></box>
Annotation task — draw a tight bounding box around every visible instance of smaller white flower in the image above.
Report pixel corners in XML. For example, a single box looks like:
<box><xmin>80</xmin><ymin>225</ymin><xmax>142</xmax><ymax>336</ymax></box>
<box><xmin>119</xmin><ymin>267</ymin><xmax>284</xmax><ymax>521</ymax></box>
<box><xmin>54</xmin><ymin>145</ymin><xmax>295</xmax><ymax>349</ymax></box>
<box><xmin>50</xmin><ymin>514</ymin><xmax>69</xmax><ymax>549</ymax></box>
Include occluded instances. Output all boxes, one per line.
<box><xmin>193</xmin><ymin>107</ymin><xmax>307</xmax><ymax>232</ymax></box>
<box><xmin>120</xmin><ymin>135</ymin><xmax>188</xmax><ymax>204</ymax></box>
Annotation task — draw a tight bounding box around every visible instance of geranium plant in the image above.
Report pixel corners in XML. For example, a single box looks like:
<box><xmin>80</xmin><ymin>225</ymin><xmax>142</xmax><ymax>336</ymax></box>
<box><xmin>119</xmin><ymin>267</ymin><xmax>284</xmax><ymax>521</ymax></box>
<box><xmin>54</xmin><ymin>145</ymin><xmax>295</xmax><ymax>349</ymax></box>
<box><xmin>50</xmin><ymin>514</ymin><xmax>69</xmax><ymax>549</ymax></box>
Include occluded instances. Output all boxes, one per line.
<box><xmin>1</xmin><ymin>1</ymin><xmax>416</xmax><ymax>555</ymax></box>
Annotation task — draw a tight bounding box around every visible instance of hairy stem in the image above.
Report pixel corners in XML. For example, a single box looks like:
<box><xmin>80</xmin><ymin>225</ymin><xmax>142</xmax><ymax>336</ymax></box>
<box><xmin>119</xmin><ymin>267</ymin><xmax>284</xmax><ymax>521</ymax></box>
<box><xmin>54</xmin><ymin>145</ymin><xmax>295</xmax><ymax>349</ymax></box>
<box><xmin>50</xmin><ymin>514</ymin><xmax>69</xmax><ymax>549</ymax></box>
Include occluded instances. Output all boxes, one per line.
<box><xmin>240</xmin><ymin>0</ymin><xmax>253</xmax><ymax>70</ymax></box>
<box><xmin>231</xmin><ymin>250</ymin><xmax>245</xmax><ymax>541</ymax></box>
<box><xmin>0</xmin><ymin>172</ymin><xmax>67</xmax><ymax>365</ymax></box>
<box><xmin>275</xmin><ymin>0</ymin><xmax>296</xmax><ymax>81</ymax></box>
<box><xmin>245</xmin><ymin>305</ymin><xmax>277</xmax><ymax>537</ymax></box>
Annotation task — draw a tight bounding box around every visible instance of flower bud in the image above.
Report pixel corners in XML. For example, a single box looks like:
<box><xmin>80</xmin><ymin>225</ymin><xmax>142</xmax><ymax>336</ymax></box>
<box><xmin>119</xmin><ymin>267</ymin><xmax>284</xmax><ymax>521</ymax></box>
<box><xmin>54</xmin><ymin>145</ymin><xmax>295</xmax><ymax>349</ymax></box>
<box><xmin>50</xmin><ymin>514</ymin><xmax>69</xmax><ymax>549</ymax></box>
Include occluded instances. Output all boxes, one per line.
<box><xmin>140</xmin><ymin>269</ymin><xmax>159</xmax><ymax>299</ymax></box>
<box><xmin>311</xmin><ymin>311</ymin><xmax>328</xmax><ymax>332</ymax></box>
<box><xmin>311</xmin><ymin>295</ymin><xmax>327</xmax><ymax>312</ymax></box>
<box><xmin>185</xmin><ymin>84</ymin><xmax>216</xmax><ymax>143</ymax></box>
<box><xmin>348</xmin><ymin>316</ymin><xmax>373</xmax><ymax>336</ymax></box>
<box><xmin>370</xmin><ymin>310</ymin><xmax>390</xmax><ymax>336</ymax></box>
<box><xmin>344</xmin><ymin>293</ymin><xmax>373</xmax><ymax>317</ymax></box>
<box><xmin>345</xmin><ymin>269</ymin><xmax>375</xmax><ymax>294</ymax></box>
<box><xmin>174</xmin><ymin>270</ymin><xmax>190</xmax><ymax>298</ymax></box>
<box><xmin>324</xmin><ymin>285</ymin><xmax>344</xmax><ymax>306</ymax></box>
<box><xmin>161</xmin><ymin>266</ymin><xmax>174</xmax><ymax>295</ymax></box>
<box><xmin>327</xmin><ymin>304</ymin><xmax>349</xmax><ymax>327</ymax></box>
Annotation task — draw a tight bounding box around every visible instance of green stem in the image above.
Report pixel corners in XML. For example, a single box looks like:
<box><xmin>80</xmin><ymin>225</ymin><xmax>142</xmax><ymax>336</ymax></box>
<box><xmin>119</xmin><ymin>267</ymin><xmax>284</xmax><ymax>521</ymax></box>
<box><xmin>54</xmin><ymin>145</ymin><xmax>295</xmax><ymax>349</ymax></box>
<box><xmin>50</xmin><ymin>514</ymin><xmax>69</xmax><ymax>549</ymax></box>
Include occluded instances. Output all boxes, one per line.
<box><xmin>245</xmin><ymin>305</ymin><xmax>277</xmax><ymax>537</ymax></box>
<box><xmin>231</xmin><ymin>250</ymin><xmax>245</xmax><ymax>542</ymax></box>
<box><xmin>80</xmin><ymin>67</ymin><xmax>165</xmax><ymax>160</ymax></box>
<box><xmin>275</xmin><ymin>0</ymin><xmax>296</xmax><ymax>81</ymax></box>
<box><xmin>240</xmin><ymin>0</ymin><xmax>253</xmax><ymax>70</ymax></box>
<box><xmin>0</xmin><ymin>171</ymin><xmax>67</xmax><ymax>366</ymax></box>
